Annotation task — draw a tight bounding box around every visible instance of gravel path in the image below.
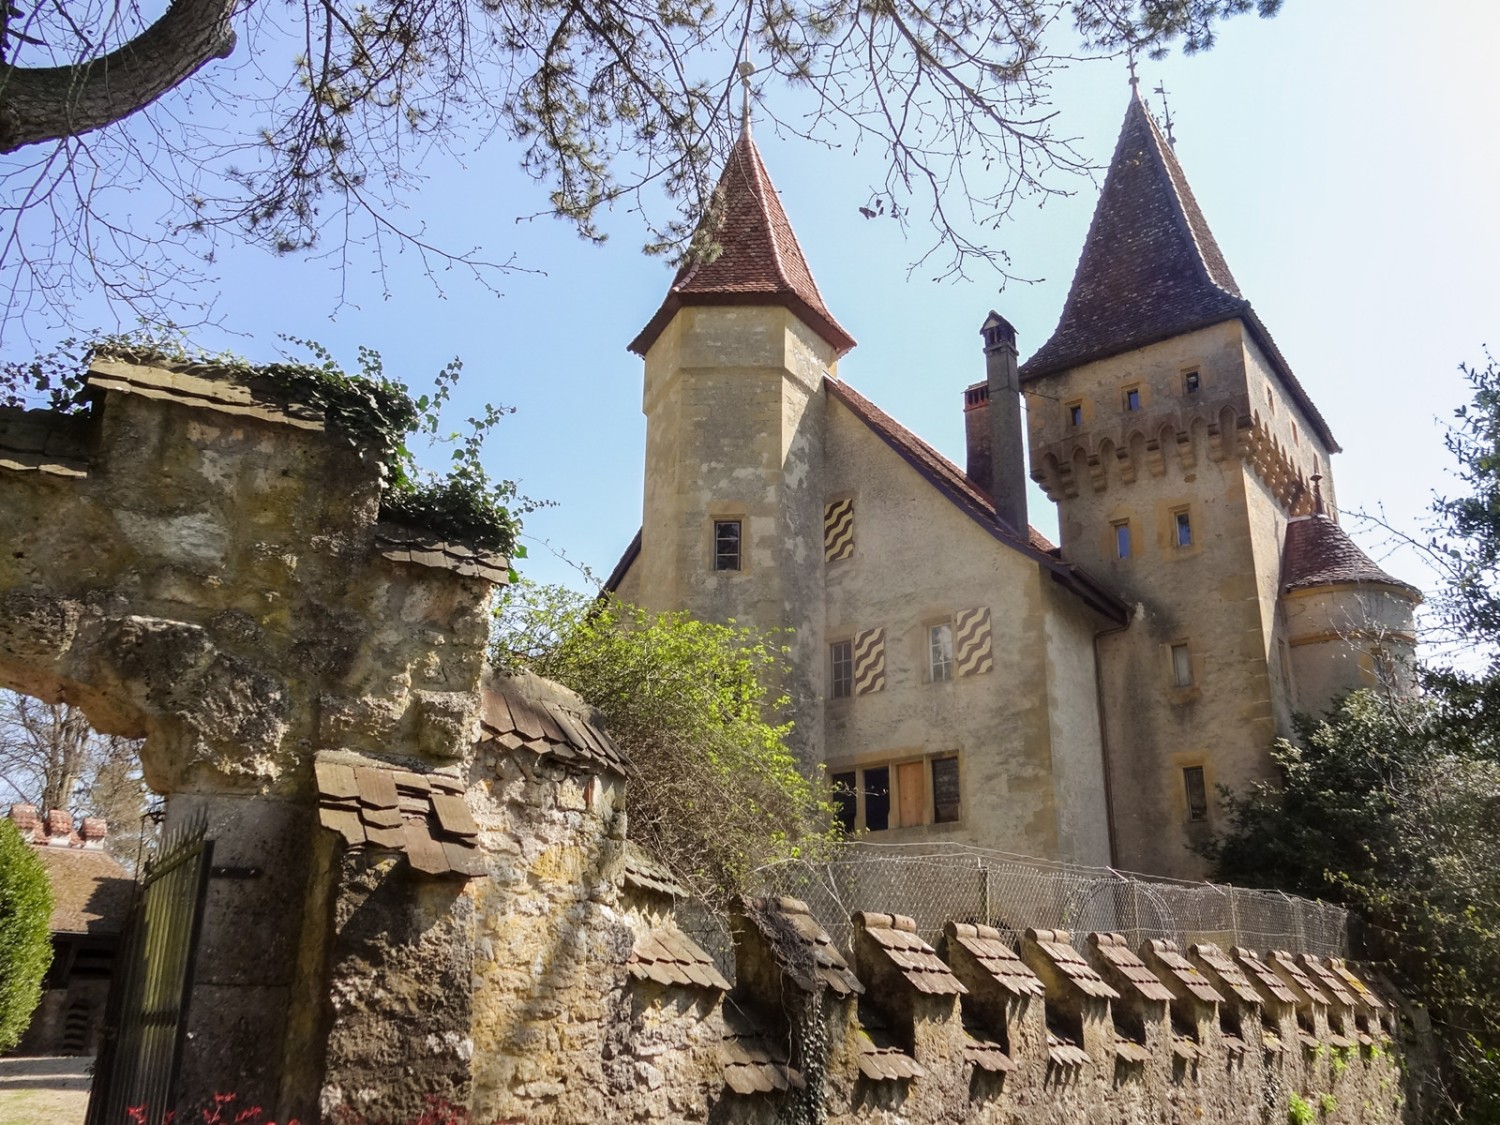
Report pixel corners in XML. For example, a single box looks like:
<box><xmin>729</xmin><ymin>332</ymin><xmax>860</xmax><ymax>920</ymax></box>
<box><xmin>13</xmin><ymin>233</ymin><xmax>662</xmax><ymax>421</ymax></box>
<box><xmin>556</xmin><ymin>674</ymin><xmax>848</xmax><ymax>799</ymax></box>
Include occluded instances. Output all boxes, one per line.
<box><xmin>0</xmin><ymin>1055</ymin><xmax>93</xmax><ymax>1125</ymax></box>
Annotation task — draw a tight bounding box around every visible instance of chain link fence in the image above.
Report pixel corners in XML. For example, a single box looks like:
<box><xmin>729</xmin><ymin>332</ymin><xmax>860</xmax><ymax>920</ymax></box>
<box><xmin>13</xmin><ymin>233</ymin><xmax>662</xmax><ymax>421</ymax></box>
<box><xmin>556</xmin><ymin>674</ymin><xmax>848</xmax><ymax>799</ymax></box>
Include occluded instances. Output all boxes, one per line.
<box><xmin>682</xmin><ymin>841</ymin><xmax>1350</xmax><ymax>983</ymax></box>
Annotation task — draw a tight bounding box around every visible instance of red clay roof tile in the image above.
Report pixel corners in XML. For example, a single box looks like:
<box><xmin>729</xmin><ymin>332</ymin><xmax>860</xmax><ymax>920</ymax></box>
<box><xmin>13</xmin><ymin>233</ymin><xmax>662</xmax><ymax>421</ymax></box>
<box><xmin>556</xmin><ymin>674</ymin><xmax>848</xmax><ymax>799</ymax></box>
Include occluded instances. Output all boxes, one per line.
<box><xmin>629</xmin><ymin>131</ymin><xmax>855</xmax><ymax>357</ymax></box>
<box><xmin>1281</xmin><ymin>514</ymin><xmax>1420</xmax><ymax>597</ymax></box>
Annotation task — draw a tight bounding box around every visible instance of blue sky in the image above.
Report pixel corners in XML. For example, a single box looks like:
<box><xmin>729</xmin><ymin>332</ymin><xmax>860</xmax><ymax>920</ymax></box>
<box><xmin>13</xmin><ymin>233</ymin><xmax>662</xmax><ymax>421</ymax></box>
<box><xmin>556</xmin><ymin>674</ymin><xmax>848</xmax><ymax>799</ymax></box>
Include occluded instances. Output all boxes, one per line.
<box><xmin>14</xmin><ymin>1</ymin><xmax>1498</xmax><ymax>608</ymax></box>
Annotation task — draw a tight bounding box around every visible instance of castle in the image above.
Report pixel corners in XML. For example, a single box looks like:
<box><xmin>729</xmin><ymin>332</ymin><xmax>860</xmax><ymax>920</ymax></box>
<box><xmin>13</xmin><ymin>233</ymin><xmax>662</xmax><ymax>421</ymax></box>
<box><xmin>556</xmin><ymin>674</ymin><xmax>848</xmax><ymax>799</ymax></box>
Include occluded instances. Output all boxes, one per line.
<box><xmin>606</xmin><ymin>89</ymin><xmax>1421</xmax><ymax>879</ymax></box>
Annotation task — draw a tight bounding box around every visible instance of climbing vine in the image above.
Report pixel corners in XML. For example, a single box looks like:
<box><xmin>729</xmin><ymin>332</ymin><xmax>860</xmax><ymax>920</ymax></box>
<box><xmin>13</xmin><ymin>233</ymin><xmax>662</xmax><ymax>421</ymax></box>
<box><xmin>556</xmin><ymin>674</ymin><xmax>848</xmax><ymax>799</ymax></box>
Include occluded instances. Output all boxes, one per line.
<box><xmin>0</xmin><ymin>330</ymin><xmax>541</xmax><ymax>556</ymax></box>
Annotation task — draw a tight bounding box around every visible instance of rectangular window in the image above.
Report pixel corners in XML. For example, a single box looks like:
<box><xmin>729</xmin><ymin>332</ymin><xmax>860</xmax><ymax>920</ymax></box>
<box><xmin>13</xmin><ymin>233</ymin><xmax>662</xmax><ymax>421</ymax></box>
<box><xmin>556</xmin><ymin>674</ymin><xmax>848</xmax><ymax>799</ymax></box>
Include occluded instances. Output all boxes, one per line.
<box><xmin>831</xmin><ymin>771</ymin><xmax>857</xmax><ymax>835</ymax></box>
<box><xmin>830</xmin><ymin>640</ymin><xmax>853</xmax><ymax>699</ymax></box>
<box><xmin>1113</xmin><ymin>521</ymin><xmax>1131</xmax><ymax>559</ymax></box>
<box><xmin>929</xmin><ymin>622</ymin><xmax>954</xmax><ymax>682</ymax></box>
<box><xmin>1183</xmin><ymin>766</ymin><xmax>1209</xmax><ymax>822</ymax></box>
<box><xmin>1171</xmin><ymin>643</ymin><xmax>1193</xmax><ymax>687</ymax></box>
<box><xmin>1183</xmin><ymin>371</ymin><xmax>1200</xmax><ymax>394</ymax></box>
<box><xmin>1124</xmin><ymin>387</ymin><xmax>1141</xmax><ymax>411</ymax></box>
<box><xmin>864</xmin><ymin>766</ymin><xmax>891</xmax><ymax>832</ymax></box>
<box><xmin>713</xmin><ymin>519</ymin><xmax>741</xmax><ymax>571</ymax></box>
<box><xmin>896</xmin><ymin>761</ymin><xmax>926</xmax><ymax>828</ymax></box>
<box><xmin>1068</xmin><ymin>402</ymin><xmax>1083</xmax><ymax>426</ymax></box>
<box><xmin>1174</xmin><ymin>509</ymin><xmax>1193</xmax><ymax>548</ymax></box>
<box><xmin>932</xmin><ymin>757</ymin><xmax>961</xmax><ymax>823</ymax></box>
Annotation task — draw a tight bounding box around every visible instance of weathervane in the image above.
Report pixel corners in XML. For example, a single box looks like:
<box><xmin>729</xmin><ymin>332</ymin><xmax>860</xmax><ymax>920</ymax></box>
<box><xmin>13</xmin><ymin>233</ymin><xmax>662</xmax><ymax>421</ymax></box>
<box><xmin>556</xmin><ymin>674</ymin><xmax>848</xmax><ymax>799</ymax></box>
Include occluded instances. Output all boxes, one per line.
<box><xmin>737</xmin><ymin>61</ymin><xmax>756</xmax><ymax>137</ymax></box>
<box><xmin>1153</xmin><ymin>82</ymin><xmax>1177</xmax><ymax>147</ymax></box>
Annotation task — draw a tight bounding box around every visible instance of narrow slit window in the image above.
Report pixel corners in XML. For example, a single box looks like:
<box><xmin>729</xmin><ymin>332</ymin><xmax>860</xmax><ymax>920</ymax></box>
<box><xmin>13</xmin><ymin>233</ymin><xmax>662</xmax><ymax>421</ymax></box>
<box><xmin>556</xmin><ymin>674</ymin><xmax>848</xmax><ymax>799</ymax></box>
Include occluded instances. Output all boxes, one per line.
<box><xmin>1171</xmin><ymin>643</ymin><xmax>1192</xmax><ymax>687</ymax></box>
<box><xmin>1183</xmin><ymin>766</ymin><xmax>1208</xmax><ymax>822</ymax></box>
<box><xmin>863</xmin><ymin>766</ymin><xmax>891</xmax><ymax>832</ymax></box>
<box><xmin>1183</xmin><ymin>371</ymin><xmax>1200</xmax><ymax>394</ymax></box>
<box><xmin>830</xmin><ymin>640</ymin><xmax>853</xmax><ymax>699</ymax></box>
<box><xmin>929</xmin><ymin>622</ymin><xmax>954</xmax><ymax>682</ymax></box>
<box><xmin>713</xmin><ymin>520</ymin><xmax>741</xmax><ymax>571</ymax></box>
<box><xmin>1124</xmin><ymin>387</ymin><xmax>1141</xmax><ymax>411</ymax></box>
<box><xmin>932</xmin><ymin>757</ymin><xmax>961</xmax><ymax>824</ymax></box>
<box><xmin>1174</xmin><ymin>510</ymin><xmax>1193</xmax><ymax>548</ymax></box>
<box><xmin>831</xmin><ymin>771</ymin><xmax>857</xmax><ymax>835</ymax></box>
<box><xmin>1114</xmin><ymin>521</ymin><xmax>1131</xmax><ymax>559</ymax></box>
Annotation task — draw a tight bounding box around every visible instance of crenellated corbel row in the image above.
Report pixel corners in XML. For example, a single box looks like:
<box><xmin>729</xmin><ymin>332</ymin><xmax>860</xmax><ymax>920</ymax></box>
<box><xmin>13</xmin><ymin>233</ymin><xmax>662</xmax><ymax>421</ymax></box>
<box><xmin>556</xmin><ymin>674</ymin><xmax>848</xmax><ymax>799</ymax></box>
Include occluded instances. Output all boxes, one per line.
<box><xmin>638</xmin><ymin>899</ymin><xmax>1405</xmax><ymax>1119</ymax></box>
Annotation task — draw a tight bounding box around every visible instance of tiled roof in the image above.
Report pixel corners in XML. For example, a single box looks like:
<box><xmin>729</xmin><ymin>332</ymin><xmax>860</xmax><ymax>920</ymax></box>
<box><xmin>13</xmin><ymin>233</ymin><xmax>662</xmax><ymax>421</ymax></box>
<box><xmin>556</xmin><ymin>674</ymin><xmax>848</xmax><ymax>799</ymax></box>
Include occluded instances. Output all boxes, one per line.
<box><xmin>825</xmin><ymin>378</ymin><xmax>1129</xmax><ymax>625</ymax></box>
<box><xmin>1267</xmin><ymin>949</ymin><xmax>1331</xmax><ymax>1006</ymax></box>
<box><xmin>1047</xmin><ymin>1031</ymin><xmax>1091</xmax><ymax>1068</ymax></box>
<box><xmin>721</xmin><ymin>1012</ymin><xmax>805</xmax><ymax>1094</ymax></box>
<box><xmin>374</xmin><ymin>524</ymin><xmax>510</xmax><ymax>584</ymax></box>
<box><xmin>1113</xmin><ymin>1037</ymin><xmax>1151</xmax><ymax>1064</ymax></box>
<box><xmin>1297</xmin><ymin>953</ymin><xmax>1357</xmax><ymax>1008</ymax></box>
<box><xmin>1088</xmin><ymin>932</ymin><xmax>1174</xmax><ymax>1003</ymax></box>
<box><xmin>962</xmin><ymin>1023</ymin><xmax>1014</xmax><ymax>1073</ymax></box>
<box><xmin>1019</xmin><ymin>94</ymin><xmax>1337</xmax><ymax>452</ymax></box>
<box><xmin>1172</xmin><ymin>1035</ymin><xmax>1203</xmax><ymax>1061</ymax></box>
<box><xmin>1188</xmin><ymin>942</ymin><xmax>1263</xmax><ymax>1007</ymax></box>
<box><xmin>1281</xmin><ymin>515</ymin><xmax>1421</xmax><ymax>597</ymax></box>
<box><xmin>622</xmin><ymin>842</ymin><xmax>688</xmax><ymax>899</ymax></box>
<box><xmin>629</xmin><ymin>130</ymin><xmax>855</xmax><ymax>358</ymax></box>
<box><xmin>1328</xmin><ymin>958</ymin><xmax>1387</xmax><ymax>1012</ymax></box>
<box><xmin>1026</xmin><ymin>928</ymin><xmax>1120</xmax><ymax>1000</ymax></box>
<box><xmin>628</xmin><ymin>925</ymin><xmax>731</xmax><ymax>990</ymax></box>
<box><xmin>944</xmin><ymin>921</ymin><xmax>1047</xmax><ymax>998</ymax></box>
<box><xmin>854</xmin><ymin>912</ymin><xmax>967</xmax><ymax>996</ymax></box>
<box><xmin>478</xmin><ymin>674</ymin><xmax>627</xmax><ymax>776</ymax></box>
<box><xmin>1143</xmin><ymin>938</ymin><xmax>1225</xmax><ymax>1006</ymax></box>
<box><xmin>743</xmin><ymin>896</ymin><xmax>863</xmax><ymax>997</ymax></box>
<box><xmin>856</xmin><ymin>1023</ymin><xmax>925</xmax><ymax>1082</ymax></box>
<box><xmin>32</xmin><ymin>847</ymin><xmax>134</xmax><ymax>936</ymax></box>
<box><xmin>1231</xmin><ymin>947</ymin><xmax>1298</xmax><ymax>1006</ymax></box>
<box><xmin>314</xmin><ymin>754</ymin><xmax>484</xmax><ymax>877</ymax></box>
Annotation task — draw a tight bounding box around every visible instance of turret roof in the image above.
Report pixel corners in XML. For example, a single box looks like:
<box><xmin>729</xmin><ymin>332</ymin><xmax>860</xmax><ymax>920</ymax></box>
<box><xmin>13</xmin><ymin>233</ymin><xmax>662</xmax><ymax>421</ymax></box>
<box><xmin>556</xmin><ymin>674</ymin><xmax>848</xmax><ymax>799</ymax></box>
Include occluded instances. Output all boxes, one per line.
<box><xmin>1020</xmin><ymin>92</ymin><xmax>1338</xmax><ymax>452</ymax></box>
<box><xmin>628</xmin><ymin>130</ymin><xmax>855</xmax><ymax>357</ymax></box>
<box><xmin>1281</xmin><ymin>514</ymin><xmax>1421</xmax><ymax>598</ymax></box>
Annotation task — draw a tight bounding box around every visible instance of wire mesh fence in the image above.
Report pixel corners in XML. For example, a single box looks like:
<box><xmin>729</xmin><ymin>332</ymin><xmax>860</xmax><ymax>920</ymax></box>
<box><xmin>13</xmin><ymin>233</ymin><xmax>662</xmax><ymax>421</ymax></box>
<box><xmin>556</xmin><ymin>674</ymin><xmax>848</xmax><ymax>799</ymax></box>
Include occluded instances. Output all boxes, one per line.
<box><xmin>676</xmin><ymin>841</ymin><xmax>1351</xmax><ymax>983</ymax></box>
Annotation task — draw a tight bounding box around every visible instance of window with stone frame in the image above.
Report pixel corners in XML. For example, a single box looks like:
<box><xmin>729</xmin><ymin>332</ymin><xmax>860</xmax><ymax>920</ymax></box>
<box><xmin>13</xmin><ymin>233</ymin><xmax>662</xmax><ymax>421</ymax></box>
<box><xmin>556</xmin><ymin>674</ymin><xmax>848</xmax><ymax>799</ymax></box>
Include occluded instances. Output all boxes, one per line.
<box><xmin>928</xmin><ymin>622</ymin><xmax>954</xmax><ymax>682</ymax></box>
<box><xmin>830</xmin><ymin>639</ymin><xmax>853</xmax><ymax>699</ymax></box>
<box><xmin>1173</xmin><ymin>508</ymin><xmax>1193</xmax><ymax>548</ymax></box>
<box><xmin>828</xmin><ymin>755</ymin><xmax>962</xmax><ymax>832</ymax></box>
<box><xmin>713</xmin><ymin>519</ymin><xmax>741</xmax><ymax>571</ymax></box>
<box><xmin>1183</xmin><ymin>766</ymin><xmax>1209</xmax><ymax>822</ymax></box>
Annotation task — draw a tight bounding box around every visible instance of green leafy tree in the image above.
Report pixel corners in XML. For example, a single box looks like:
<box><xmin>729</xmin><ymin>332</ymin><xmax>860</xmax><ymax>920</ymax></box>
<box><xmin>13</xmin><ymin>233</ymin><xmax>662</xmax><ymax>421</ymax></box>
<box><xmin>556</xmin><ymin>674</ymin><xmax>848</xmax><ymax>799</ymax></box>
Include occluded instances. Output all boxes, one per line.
<box><xmin>493</xmin><ymin>581</ymin><xmax>837</xmax><ymax>911</ymax></box>
<box><xmin>1212</xmin><ymin>355</ymin><xmax>1500</xmax><ymax>1121</ymax></box>
<box><xmin>0</xmin><ymin>817</ymin><xmax>53</xmax><ymax>1051</ymax></box>
<box><xmin>0</xmin><ymin>0</ymin><xmax>1278</xmax><ymax>336</ymax></box>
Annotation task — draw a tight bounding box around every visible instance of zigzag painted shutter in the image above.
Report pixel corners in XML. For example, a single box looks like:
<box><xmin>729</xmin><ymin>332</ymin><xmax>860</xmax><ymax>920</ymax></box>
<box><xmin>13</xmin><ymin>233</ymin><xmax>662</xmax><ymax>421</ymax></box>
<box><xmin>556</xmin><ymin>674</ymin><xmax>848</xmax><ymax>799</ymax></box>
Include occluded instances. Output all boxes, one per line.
<box><xmin>953</xmin><ymin>607</ymin><xmax>993</xmax><ymax>677</ymax></box>
<box><xmin>851</xmin><ymin>627</ymin><xmax>886</xmax><ymax>694</ymax></box>
<box><xmin>824</xmin><ymin>498</ymin><xmax>854</xmax><ymax>562</ymax></box>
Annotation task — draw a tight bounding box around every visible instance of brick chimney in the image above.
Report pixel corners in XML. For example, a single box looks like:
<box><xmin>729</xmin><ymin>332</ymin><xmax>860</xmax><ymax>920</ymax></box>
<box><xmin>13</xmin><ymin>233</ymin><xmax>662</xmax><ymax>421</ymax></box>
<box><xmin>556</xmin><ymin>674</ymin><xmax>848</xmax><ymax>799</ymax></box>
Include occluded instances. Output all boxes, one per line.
<box><xmin>980</xmin><ymin>311</ymin><xmax>1027</xmax><ymax>535</ymax></box>
<box><xmin>46</xmin><ymin>809</ymin><xmax>75</xmax><ymax>845</ymax></box>
<box><xmin>8</xmin><ymin>803</ymin><xmax>40</xmax><ymax>841</ymax></box>
<box><xmin>80</xmin><ymin>818</ymin><xmax>108</xmax><ymax>848</ymax></box>
<box><xmin>963</xmin><ymin>382</ymin><xmax>992</xmax><ymax>493</ymax></box>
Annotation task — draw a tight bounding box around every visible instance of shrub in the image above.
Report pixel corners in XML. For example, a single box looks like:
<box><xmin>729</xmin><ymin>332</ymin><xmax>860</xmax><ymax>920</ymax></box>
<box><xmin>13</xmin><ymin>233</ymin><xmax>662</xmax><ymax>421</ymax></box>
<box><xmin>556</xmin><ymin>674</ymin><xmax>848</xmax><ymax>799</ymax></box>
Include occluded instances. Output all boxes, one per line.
<box><xmin>0</xmin><ymin>817</ymin><xmax>53</xmax><ymax>1050</ymax></box>
<box><xmin>1287</xmin><ymin>1092</ymin><xmax>1315</xmax><ymax>1125</ymax></box>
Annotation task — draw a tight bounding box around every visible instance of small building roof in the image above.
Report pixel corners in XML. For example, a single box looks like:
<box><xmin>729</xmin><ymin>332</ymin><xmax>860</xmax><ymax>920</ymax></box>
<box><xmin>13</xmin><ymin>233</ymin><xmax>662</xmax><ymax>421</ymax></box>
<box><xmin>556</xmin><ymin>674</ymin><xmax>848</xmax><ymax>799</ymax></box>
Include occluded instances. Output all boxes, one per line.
<box><xmin>33</xmin><ymin>847</ymin><xmax>134</xmax><ymax>936</ymax></box>
<box><xmin>1019</xmin><ymin>92</ymin><xmax>1338</xmax><ymax>452</ymax></box>
<box><xmin>629</xmin><ymin>129</ymin><xmax>855</xmax><ymax>358</ymax></box>
<box><xmin>1281</xmin><ymin>514</ymin><xmax>1421</xmax><ymax>598</ymax></box>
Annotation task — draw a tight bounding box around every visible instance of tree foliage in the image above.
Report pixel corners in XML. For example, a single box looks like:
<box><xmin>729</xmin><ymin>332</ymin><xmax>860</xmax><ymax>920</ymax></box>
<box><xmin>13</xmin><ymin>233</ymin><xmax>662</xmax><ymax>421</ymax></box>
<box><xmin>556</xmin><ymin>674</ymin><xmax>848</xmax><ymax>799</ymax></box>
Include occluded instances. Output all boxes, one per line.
<box><xmin>0</xmin><ymin>690</ymin><xmax>150</xmax><ymax>869</ymax></box>
<box><xmin>492</xmin><ymin>581</ymin><xmax>837</xmax><ymax>911</ymax></box>
<box><xmin>0</xmin><ymin>0</ymin><xmax>1278</xmax><ymax>337</ymax></box>
<box><xmin>1212</xmin><ymin>356</ymin><xmax>1500</xmax><ymax>1121</ymax></box>
<box><xmin>0</xmin><ymin>817</ymin><xmax>53</xmax><ymax>1052</ymax></box>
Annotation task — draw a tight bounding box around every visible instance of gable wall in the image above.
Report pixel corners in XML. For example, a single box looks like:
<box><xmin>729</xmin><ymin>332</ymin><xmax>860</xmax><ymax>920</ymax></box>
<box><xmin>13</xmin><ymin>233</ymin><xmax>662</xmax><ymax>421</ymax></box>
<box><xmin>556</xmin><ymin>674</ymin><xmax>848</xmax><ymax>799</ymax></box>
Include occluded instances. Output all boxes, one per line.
<box><xmin>819</xmin><ymin>393</ymin><xmax>1110</xmax><ymax>864</ymax></box>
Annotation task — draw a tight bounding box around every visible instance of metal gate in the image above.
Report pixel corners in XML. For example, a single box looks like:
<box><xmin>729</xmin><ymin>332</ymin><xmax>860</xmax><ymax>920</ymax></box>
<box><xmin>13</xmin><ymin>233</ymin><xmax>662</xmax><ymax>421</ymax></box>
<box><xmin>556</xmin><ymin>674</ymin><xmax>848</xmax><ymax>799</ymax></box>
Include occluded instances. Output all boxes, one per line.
<box><xmin>86</xmin><ymin>813</ymin><xmax>214</xmax><ymax>1125</ymax></box>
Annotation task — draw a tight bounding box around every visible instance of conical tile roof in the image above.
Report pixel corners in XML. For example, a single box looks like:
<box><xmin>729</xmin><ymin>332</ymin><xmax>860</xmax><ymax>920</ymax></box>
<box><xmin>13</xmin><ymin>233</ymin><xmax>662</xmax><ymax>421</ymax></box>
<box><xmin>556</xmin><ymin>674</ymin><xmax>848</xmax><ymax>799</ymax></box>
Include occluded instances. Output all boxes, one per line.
<box><xmin>629</xmin><ymin>130</ymin><xmax>855</xmax><ymax>357</ymax></box>
<box><xmin>1021</xmin><ymin>92</ymin><xmax>1337</xmax><ymax>451</ymax></box>
<box><xmin>1281</xmin><ymin>514</ymin><xmax>1420</xmax><ymax>598</ymax></box>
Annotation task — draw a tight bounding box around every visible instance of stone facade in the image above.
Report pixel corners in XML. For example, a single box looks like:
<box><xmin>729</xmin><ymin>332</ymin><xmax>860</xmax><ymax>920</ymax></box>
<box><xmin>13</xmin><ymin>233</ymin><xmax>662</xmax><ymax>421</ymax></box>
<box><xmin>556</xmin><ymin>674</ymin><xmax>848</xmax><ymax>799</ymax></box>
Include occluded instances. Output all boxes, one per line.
<box><xmin>609</xmin><ymin>95</ymin><xmax>1421</xmax><ymax>879</ymax></box>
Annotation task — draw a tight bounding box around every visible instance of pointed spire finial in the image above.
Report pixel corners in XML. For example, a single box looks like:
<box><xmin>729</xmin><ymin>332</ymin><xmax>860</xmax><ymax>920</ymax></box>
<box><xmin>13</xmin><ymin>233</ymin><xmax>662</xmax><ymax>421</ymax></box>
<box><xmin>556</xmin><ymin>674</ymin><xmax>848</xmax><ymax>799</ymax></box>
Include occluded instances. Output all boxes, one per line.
<box><xmin>1127</xmin><ymin>51</ymin><xmax>1139</xmax><ymax>91</ymax></box>
<box><xmin>737</xmin><ymin>61</ymin><xmax>756</xmax><ymax>138</ymax></box>
<box><xmin>1311</xmin><ymin>474</ymin><xmax>1326</xmax><ymax>516</ymax></box>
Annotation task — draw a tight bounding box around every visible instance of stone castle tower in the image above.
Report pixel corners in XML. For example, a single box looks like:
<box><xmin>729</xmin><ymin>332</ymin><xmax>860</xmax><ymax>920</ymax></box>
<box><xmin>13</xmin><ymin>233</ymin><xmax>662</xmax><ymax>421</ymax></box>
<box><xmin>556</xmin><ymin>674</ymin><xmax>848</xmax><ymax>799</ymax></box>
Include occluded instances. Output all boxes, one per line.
<box><xmin>609</xmin><ymin>92</ymin><xmax>1420</xmax><ymax>879</ymax></box>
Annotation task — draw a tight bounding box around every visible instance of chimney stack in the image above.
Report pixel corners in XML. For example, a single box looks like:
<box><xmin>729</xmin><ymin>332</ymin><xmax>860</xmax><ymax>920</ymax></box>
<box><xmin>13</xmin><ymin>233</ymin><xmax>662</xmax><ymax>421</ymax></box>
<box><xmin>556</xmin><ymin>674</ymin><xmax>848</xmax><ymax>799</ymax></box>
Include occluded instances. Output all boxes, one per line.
<box><xmin>980</xmin><ymin>311</ymin><xmax>1027</xmax><ymax>535</ymax></box>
